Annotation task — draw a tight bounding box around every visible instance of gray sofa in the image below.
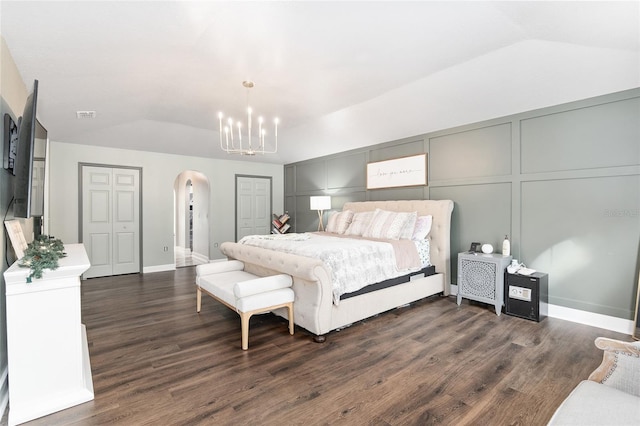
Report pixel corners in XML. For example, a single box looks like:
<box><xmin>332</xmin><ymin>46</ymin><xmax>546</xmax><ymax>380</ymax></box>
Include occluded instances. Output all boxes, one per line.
<box><xmin>548</xmin><ymin>337</ymin><xmax>640</xmax><ymax>425</ymax></box>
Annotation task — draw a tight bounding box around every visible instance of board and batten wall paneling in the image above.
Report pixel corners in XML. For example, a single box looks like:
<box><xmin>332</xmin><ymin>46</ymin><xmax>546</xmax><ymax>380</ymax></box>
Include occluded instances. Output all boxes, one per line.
<box><xmin>327</xmin><ymin>153</ymin><xmax>367</xmax><ymax>190</ymax></box>
<box><xmin>368</xmin><ymin>138</ymin><xmax>425</xmax><ymax>163</ymax></box>
<box><xmin>430</xmin><ymin>183</ymin><xmax>512</xmax><ymax>285</ymax></box>
<box><xmin>329</xmin><ymin>191</ymin><xmax>367</xmax><ymax>211</ymax></box>
<box><xmin>295</xmin><ymin>161</ymin><xmax>326</xmax><ymax>192</ymax></box>
<box><xmin>521</xmin><ymin>97</ymin><xmax>640</xmax><ymax>174</ymax></box>
<box><xmin>368</xmin><ymin>186</ymin><xmax>427</xmax><ymax>202</ymax></box>
<box><xmin>521</xmin><ymin>175</ymin><xmax>640</xmax><ymax>319</ymax></box>
<box><xmin>430</xmin><ymin>123</ymin><xmax>512</xmax><ymax>181</ymax></box>
<box><xmin>285</xmin><ymin>88</ymin><xmax>640</xmax><ymax>322</ymax></box>
<box><xmin>284</xmin><ymin>165</ymin><xmax>295</xmax><ymax>194</ymax></box>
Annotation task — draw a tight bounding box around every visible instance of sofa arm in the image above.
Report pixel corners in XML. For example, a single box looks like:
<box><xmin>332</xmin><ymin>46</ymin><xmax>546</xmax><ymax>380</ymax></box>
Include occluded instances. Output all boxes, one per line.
<box><xmin>196</xmin><ymin>260</ymin><xmax>244</xmax><ymax>278</ymax></box>
<box><xmin>588</xmin><ymin>337</ymin><xmax>640</xmax><ymax>397</ymax></box>
<box><xmin>234</xmin><ymin>274</ymin><xmax>292</xmax><ymax>298</ymax></box>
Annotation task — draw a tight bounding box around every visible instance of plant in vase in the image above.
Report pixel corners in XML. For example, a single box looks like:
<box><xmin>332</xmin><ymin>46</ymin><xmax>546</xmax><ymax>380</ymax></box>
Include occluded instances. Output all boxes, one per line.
<box><xmin>18</xmin><ymin>235</ymin><xmax>66</xmax><ymax>283</ymax></box>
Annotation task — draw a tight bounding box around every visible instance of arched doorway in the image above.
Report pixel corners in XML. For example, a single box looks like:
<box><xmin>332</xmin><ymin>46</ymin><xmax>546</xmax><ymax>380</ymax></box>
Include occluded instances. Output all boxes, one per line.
<box><xmin>174</xmin><ymin>170</ymin><xmax>210</xmax><ymax>267</ymax></box>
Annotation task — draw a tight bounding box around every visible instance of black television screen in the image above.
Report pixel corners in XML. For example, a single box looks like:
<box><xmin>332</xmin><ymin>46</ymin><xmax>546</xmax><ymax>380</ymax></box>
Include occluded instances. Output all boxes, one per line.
<box><xmin>14</xmin><ymin>80</ymin><xmax>47</xmax><ymax>219</ymax></box>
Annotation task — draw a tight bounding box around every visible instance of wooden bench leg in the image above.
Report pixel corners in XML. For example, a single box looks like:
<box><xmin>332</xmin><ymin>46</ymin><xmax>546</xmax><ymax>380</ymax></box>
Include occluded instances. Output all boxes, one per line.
<box><xmin>287</xmin><ymin>302</ymin><xmax>294</xmax><ymax>335</ymax></box>
<box><xmin>196</xmin><ymin>287</ymin><xmax>202</xmax><ymax>313</ymax></box>
<box><xmin>240</xmin><ymin>312</ymin><xmax>251</xmax><ymax>350</ymax></box>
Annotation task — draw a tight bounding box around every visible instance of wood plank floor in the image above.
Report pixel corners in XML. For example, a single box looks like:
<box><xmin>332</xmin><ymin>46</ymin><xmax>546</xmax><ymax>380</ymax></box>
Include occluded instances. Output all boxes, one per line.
<box><xmin>10</xmin><ymin>267</ymin><xmax>630</xmax><ymax>425</ymax></box>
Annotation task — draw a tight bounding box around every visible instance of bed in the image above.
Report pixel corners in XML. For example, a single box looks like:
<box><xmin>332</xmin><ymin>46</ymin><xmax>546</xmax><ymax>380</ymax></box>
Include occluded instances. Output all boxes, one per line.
<box><xmin>220</xmin><ymin>199</ymin><xmax>454</xmax><ymax>341</ymax></box>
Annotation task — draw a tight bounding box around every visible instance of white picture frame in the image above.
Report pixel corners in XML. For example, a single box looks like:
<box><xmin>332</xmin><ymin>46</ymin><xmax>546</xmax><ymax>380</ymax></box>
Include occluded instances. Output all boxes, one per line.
<box><xmin>4</xmin><ymin>220</ymin><xmax>27</xmax><ymax>259</ymax></box>
<box><xmin>366</xmin><ymin>153</ymin><xmax>427</xmax><ymax>189</ymax></box>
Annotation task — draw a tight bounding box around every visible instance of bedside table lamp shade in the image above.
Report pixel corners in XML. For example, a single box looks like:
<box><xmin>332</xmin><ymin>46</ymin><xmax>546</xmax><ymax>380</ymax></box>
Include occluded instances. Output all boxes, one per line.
<box><xmin>310</xmin><ymin>196</ymin><xmax>331</xmax><ymax>231</ymax></box>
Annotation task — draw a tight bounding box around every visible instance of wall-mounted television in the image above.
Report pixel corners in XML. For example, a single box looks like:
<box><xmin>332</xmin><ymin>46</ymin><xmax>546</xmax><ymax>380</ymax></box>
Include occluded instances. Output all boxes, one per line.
<box><xmin>14</xmin><ymin>80</ymin><xmax>48</xmax><ymax>221</ymax></box>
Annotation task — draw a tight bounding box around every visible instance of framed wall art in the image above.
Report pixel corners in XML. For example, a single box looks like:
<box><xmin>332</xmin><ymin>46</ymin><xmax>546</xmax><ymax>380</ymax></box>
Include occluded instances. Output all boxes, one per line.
<box><xmin>366</xmin><ymin>153</ymin><xmax>427</xmax><ymax>189</ymax></box>
<box><xmin>4</xmin><ymin>113</ymin><xmax>19</xmax><ymax>174</ymax></box>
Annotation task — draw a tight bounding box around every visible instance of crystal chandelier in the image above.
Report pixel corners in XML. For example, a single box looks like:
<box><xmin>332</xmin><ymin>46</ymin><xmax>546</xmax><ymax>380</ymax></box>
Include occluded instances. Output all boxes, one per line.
<box><xmin>218</xmin><ymin>81</ymin><xmax>278</xmax><ymax>155</ymax></box>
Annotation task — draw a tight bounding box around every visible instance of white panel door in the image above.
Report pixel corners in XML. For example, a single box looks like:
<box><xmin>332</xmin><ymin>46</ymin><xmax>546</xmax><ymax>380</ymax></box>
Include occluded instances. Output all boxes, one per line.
<box><xmin>112</xmin><ymin>169</ymin><xmax>140</xmax><ymax>275</ymax></box>
<box><xmin>236</xmin><ymin>176</ymin><xmax>271</xmax><ymax>240</ymax></box>
<box><xmin>82</xmin><ymin>166</ymin><xmax>140</xmax><ymax>278</ymax></box>
<box><xmin>82</xmin><ymin>167</ymin><xmax>113</xmax><ymax>278</ymax></box>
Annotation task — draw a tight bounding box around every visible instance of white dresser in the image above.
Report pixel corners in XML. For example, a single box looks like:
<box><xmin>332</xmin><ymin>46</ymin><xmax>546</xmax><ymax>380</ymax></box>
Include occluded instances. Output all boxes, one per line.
<box><xmin>3</xmin><ymin>244</ymin><xmax>94</xmax><ymax>425</ymax></box>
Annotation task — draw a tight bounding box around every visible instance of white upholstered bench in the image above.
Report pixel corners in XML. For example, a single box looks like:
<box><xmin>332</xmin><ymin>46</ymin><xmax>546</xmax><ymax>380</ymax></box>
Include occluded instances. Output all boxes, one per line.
<box><xmin>196</xmin><ymin>260</ymin><xmax>294</xmax><ymax>350</ymax></box>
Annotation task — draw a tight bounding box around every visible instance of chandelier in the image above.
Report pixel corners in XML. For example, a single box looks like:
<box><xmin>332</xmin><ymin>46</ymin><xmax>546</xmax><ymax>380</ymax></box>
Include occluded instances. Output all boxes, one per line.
<box><xmin>218</xmin><ymin>81</ymin><xmax>279</xmax><ymax>155</ymax></box>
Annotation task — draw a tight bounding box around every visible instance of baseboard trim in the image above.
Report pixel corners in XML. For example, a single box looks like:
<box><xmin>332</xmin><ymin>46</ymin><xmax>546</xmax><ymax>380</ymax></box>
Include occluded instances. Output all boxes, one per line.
<box><xmin>142</xmin><ymin>264</ymin><xmax>176</xmax><ymax>274</ymax></box>
<box><xmin>0</xmin><ymin>366</ymin><xmax>9</xmax><ymax>423</ymax></box>
<box><xmin>450</xmin><ymin>284</ymin><xmax>634</xmax><ymax>336</ymax></box>
<box><xmin>541</xmin><ymin>302</ymin><xmax>634</xmax><ymax>335</ymax></box>
<box><xmin>191</xmin><ymin>252</ymin><xmax>209</xmax><ymax>264</ymax></box>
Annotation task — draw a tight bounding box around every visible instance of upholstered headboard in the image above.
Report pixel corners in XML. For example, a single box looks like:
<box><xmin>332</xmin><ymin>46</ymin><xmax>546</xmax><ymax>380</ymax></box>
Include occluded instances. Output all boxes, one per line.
<box><xmin>342</xmin><ymin>200</ymin><xmax>454</xmax><ymax>293</ymax></box>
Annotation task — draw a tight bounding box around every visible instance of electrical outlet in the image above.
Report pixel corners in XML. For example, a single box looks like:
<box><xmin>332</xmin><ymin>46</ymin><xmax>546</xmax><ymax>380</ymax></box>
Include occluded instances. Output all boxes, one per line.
<box><xmin>163</xmin><ymin>246</ymin><xmax>168</xmax><ymax>252</ymax></box>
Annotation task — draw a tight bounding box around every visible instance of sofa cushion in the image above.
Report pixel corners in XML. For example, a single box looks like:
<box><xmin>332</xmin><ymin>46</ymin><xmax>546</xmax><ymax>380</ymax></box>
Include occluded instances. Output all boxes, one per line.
<box><xmin>548</xmin><ymin>380</ymin><xmax>640</xmax><ymax>425</ymax></box>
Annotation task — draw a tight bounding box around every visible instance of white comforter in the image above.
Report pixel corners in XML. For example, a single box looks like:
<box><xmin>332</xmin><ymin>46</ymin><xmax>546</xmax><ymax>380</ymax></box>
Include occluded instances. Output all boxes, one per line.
<box><xmin>238</xmin><ymin>233</ymin><xmax>426</xmax><ymax>304</ymax></box>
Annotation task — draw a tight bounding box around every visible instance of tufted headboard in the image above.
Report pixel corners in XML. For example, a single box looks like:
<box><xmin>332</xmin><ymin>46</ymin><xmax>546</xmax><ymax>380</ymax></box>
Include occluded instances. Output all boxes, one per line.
<box><xmin>342</xmin><ymin>200</ymin><xmax>454</xmax><ymax>294</ymax></box>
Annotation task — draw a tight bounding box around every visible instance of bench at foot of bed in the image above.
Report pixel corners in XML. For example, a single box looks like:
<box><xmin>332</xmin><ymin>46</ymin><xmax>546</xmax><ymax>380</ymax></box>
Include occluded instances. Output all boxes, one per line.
<box><xmin>196</xmin><ymin>260</ymin><xmax>294</xmax><ymax>350</ymax></box>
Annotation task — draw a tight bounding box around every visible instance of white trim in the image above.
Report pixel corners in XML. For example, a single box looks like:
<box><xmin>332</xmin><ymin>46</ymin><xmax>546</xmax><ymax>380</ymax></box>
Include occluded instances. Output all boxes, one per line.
<box><xmin>451</xmin><ymin>284</ymin><xmax>634</xmax><ymax>335</ymax></box>
<box><xmin>0</xmin><ymin>366</ymin><xmax>9</xmax><ymax>423</ymax></box>
<box><xmin>542</xmin><ymin>303</ymin><xmax>635</xmax><ymax>335</ymax></box>
<box><xmin>191</xmin><ymin>252</ymin><xmax>209</xmax><ymax>264</ymax></box>
<box><xmin>143</xmin><ymin>264</ymin><xmax>176</xmax><ymax>274</ymax></box>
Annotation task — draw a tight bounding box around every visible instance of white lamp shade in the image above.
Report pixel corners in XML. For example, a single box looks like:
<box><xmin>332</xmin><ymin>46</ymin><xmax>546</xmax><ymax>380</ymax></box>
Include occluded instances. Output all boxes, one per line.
<box><xmin>310</xmin><ymin>196</ymin><xmax>331</xmax><ymax>211</ymax></box>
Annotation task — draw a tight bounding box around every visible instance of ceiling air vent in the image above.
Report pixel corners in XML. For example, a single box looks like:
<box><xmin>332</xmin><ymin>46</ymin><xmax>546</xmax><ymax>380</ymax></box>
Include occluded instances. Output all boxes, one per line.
<box><xmin>76</xmin><ymin>111</ymin><xmax>97</xmax><ymax>119</ymax></box>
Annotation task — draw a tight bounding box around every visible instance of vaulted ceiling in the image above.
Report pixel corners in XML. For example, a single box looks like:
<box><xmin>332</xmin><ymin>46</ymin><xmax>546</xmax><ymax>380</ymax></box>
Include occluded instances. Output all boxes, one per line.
<box><xmin>2</xmin><ymin>1</ymin><xmax>639</xmax><ymax>164</ymax></box>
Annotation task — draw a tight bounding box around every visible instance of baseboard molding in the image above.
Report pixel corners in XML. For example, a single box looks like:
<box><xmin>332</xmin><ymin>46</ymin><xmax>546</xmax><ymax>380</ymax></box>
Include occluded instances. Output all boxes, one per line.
<box><xmin>191</xmin><ymin>252</ymin><xmax>209</xmax><ymax>264</ymax></box>
<box><xmin>541</xmin><ymin>302</ymin><xmax>634</xmax><ymax>335</ymax></box>
<box><xmin>142</xmin><ymin>264</ymin><xmax>176</xmax><ymax>274</ymax></box>
<box><xmin>450</xmin><ymin>284</ymin><xmax>634</xmax><ymax>336</ymax></box>
<box><xmin>0</xmin><ymin>366</ymin><xmax>9</xmax><ymax>423</ymax></box>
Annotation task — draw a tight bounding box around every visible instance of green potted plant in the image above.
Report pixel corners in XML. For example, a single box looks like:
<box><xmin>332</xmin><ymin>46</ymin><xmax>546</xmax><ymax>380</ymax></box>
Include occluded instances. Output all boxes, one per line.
<box><xmin>19</xmin><ymin>235</ymin><xmax>66</xmax><ymax>283</ymax></box>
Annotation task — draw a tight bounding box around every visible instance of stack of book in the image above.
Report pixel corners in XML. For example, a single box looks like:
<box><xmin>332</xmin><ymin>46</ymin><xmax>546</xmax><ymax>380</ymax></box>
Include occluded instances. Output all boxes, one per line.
<box><xmin>272</xmin><ymin>213</ymin><xmax>290</xmax><ymax>234</ymax></box>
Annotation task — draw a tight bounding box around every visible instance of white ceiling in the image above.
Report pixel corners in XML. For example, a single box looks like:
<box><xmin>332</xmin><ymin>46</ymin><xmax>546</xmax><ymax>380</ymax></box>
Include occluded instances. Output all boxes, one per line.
<box><xmin>1</xmin><ymin>1</ymin><xmax>639</xmax><ymax>164</ymax></box>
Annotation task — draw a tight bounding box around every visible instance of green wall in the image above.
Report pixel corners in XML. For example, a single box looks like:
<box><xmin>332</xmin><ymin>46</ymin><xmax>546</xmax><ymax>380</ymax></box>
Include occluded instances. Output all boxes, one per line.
<box><xmin>285</xmin><ymin>88</ymin><xmax>640</xmax><ymax>321</ymax></box>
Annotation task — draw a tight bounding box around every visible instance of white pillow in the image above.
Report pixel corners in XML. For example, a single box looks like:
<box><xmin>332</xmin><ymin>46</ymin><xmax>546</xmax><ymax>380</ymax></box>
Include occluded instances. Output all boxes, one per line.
<box><xmin>325</xmin><ymin>210</ymin><xmax>354</xmax><ymax>234</ymax></box>
<box><xmin>412</xmin><ymin>215</ymin><xmax>433</xmax><ymax>240</ymax></box>
<box><xmin>363</xmin><ymin>209</ymin><xmax>417</xmax><ymax>240</ymax></box>
<box><xmin>345</xmin><ymin>211</ymin><xmax>375</xmax><ymax>236</ymax></box>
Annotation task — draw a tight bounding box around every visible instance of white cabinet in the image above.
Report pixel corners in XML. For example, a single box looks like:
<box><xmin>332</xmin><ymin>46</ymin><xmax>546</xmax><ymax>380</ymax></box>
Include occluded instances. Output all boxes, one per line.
<box><xmin>3</xmin><ymin>244</ymin><xmax>94</xmax><ymax>425</ymax></box>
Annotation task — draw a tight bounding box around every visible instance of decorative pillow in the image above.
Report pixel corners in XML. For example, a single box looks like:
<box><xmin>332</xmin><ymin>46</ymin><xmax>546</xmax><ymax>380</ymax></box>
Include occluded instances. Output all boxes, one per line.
<box><xmin>325</xmin><ymin>210</ymin><xmax>354</xmax><ymax>234</ymax></box>
<box><xmin>398</xmin><ymin>212</ymin><xmax>418</xmax><ymax>240</ymax></box>
<box><xmin>412</xmin><ymin>215</ymin><xmax>433</xmax><ymax>240</ymax></box>
<box><xmin>363</xmin><ymin>209</ymin><xmax>417</xmax><ymax>240</ymax></box>
<box><xmin>588</xmin><ymin>337</ymin><xmax>640</xmax><ymax>397</ymax></box>
<box><xmin>345</xmin><ymin>211</ymin><xmax>375</xmax><ymax>236</ymax></box>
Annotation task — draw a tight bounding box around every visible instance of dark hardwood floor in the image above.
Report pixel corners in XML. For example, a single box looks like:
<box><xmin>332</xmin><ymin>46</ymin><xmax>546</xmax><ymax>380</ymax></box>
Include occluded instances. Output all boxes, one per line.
<box><xmin>11</xmin><ymin>267</ymin><xmax>629</xmax><ymax>425</ymax></box>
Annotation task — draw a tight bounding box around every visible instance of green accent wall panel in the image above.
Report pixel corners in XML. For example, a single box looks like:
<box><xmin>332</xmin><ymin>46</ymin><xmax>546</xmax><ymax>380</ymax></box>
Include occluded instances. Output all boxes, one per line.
<box><xmin>430</xmin><ymin>183</ymin><xmax>511</xmax><ymax>285</ymax></box>
<box><xmin>368</xmin><ymin>186</ymin><xmax>426</xmax><ymax>202</ymax></box>
<box><xmin>295</xmin><ymin>161</ymin><xmax>326</xmax><ymax>192</ymax></box>
<box><xmin>284</xmin><ymin>165</ymin><xmax>295</xmax><ymax>194</ymax></box>
<box><xmin>327</xmin><ymin>153</ymin><xmax>366</xmax><ymax>189</ymax></box>
<box><xmin>330</xmin><ymin>191</ymin><xmax>367</xmax><ymax>211</ymax></box>
<box><xmin>521</xmin><ymin>97</ymin><xmax>640</xmax><ymax>174</ymax></box>
<box><xmin>430</xmin><ymin>123</ymin><xmax>512</xmax><ymax>181</ymax></box>
<box><xmin>368</xmin><ymin>139</ymin><xmax>424</xmax><ymax>162</ymax></box>
<box><xmin>295</xmin><ymin>196</ymin><xmax>317</xmax><ymax>231</ymax></box>
<box><xmin>521</xmin><ymin>175</ymin><xmax>640</xmax><ymax>318</ymax></box>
